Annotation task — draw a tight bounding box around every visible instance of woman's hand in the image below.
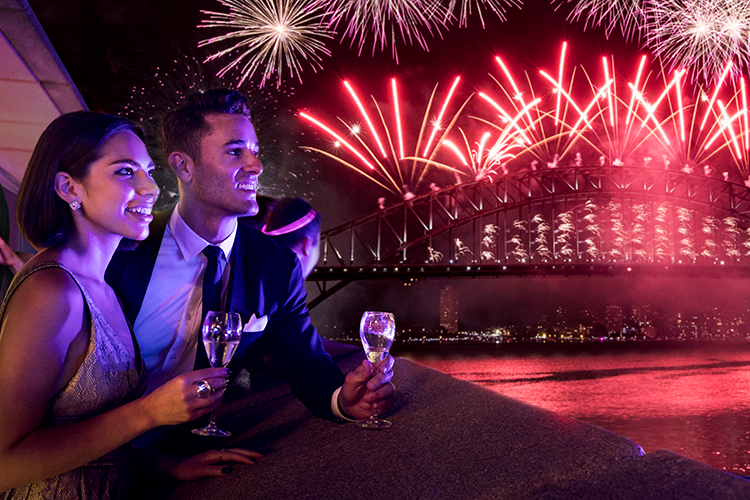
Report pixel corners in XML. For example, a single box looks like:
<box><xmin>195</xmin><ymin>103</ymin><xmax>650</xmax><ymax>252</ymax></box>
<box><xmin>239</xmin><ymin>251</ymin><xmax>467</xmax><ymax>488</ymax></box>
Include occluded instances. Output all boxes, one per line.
<box><xmin>171</xmin><ymin>448</ymin><xmax>263</xmax><ymax>481</ymax></box>
<box><xmin>141</xmin><ymin>368</ymin><xmax>229</xmax><ymax>427</ymax></box>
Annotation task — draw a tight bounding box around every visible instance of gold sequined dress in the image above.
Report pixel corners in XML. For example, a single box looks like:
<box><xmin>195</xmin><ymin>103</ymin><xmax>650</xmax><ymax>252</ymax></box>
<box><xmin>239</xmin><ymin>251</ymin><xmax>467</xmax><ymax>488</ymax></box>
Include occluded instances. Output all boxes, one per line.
<box><xmin>1</xmin><ymin>262</ymin><xmax>147</xmax><ymax>500</ymax></box>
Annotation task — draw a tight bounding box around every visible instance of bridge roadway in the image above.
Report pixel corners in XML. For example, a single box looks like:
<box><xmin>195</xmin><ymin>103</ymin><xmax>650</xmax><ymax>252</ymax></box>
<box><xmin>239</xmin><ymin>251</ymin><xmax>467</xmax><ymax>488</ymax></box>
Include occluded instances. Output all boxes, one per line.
<box><xmin>310</xmin><ymin>262</ymin><xmax>750</xmax><ymax>281</ymax></box>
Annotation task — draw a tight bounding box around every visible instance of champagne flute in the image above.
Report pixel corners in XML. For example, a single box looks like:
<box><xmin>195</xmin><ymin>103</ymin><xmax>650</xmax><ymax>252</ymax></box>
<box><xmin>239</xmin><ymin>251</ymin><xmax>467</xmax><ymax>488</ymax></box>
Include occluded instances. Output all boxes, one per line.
<box><xmin>192</xmin><ymin>311</ymin><xmax>241</xmax><ymax>437</ymax></box>
<box><xmin>356</xmin><ymin>311</ymin><xmax>395</xmax><ymax>430</ymax></box>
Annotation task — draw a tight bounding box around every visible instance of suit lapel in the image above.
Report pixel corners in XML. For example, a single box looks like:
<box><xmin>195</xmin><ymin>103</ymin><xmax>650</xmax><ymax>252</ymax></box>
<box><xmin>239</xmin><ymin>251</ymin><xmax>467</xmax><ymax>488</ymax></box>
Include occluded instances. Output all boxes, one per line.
<box><xmin>228</xmin><ymin>224</ymin><xmax>267</xmax><ymax>362</ymax></box>
<box><xmin>229</xmin><ymin>221</ymin><xmax>263</xmax><ymax>323</ymax></box>
<box><xmin>106</xmin><ymin>208</ymin><xmax>171</xmax><ymax>325</ymax></box>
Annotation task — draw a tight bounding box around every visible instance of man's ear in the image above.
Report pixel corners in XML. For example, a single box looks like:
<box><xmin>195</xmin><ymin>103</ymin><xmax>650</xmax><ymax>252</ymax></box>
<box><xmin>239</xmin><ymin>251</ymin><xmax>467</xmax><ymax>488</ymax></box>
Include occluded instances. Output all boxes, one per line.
<box><xmin>168</xmin><ymin>151</ymin><xmax>193</xmax><ymax>182</ymax></box>
<box><xmin>53</xmin><ymin>172</ymin><xmax>82</xmax><ymax>204</ymax></box>
<box><xmin>300</xmin><ymin>236</ymin><xmax>314</xmax><ymax>257</ymax></box>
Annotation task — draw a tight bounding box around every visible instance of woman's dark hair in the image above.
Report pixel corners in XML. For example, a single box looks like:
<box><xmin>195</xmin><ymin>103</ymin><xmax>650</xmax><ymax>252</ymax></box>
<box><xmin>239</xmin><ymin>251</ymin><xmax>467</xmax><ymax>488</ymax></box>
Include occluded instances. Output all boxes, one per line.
<box><xmin>161</xmin><ymin>88</ymin><xmax>252</xmax><ymax>162</ymax></box>
<box><xmin>263</xmin><ymin>197</ymin><xmax>321</xmax><ymax>250</ymax></box>
<box><xmin>17</xmin><ymin>111</ymin><xmax>145</xmax><ymax>249</ymax></box>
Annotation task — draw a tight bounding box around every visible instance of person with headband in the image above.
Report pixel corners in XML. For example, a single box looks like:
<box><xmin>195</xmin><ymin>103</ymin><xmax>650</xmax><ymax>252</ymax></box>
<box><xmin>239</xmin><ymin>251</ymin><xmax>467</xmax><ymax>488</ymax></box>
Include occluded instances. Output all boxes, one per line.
<box><xmin>261</xmin><ymin>197</ymin><xmax>321</xmax><ymax>279</ymax></box>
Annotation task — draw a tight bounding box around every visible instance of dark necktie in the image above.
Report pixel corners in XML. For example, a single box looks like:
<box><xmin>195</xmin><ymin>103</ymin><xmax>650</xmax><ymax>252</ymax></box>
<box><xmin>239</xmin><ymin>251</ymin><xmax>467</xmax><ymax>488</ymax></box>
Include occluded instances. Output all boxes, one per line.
<box><xmin>196</xmin><ymin>245</ymin><xmax>224</xmax><ymax>369</ymax></box>
<box><xmin>201</xmin><ymin>245</ymin><xmax>224</xmax><ymax>316</ymax></box>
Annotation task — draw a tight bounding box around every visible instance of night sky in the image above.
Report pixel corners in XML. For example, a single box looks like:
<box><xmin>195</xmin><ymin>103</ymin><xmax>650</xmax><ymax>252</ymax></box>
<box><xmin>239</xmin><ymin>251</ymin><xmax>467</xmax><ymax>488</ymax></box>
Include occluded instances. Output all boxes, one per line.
<box><xmin>25</xmin><ymin>0</ymin><xmax>750</xmax><ymax>333</ymax></box>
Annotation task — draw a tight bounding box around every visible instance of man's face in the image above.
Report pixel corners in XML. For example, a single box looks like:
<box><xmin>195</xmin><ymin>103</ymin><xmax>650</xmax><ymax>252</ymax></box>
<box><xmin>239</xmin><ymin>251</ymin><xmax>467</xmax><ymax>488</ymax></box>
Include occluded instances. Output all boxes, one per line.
<box><xmin>189</xmin><ymin>112</ymin><xmax>263</xmax><ymax>219</ymax></box>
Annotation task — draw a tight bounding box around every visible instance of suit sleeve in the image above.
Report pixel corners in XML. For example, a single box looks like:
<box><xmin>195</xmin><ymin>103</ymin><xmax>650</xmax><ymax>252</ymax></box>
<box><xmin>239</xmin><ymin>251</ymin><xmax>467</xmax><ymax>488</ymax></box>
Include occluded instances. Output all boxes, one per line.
<box><xmin>259</xmin><ymin>255</ymin><xmax>346</xmax><ymax>420</ymax></box>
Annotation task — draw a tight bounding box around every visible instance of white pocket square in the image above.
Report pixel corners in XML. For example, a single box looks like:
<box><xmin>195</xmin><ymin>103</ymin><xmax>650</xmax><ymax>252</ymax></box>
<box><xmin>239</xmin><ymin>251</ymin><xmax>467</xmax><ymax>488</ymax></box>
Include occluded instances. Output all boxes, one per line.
<box><xmin>243</xmin><ymin>314</ymin><xmax>268</xmax><ymax>332</ymax></box>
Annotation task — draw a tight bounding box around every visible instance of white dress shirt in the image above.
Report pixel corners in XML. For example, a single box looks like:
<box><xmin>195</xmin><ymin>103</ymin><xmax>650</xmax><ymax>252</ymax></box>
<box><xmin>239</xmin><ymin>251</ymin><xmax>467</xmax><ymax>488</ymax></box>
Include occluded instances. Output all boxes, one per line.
<box><xmin>133</xmin><ymin>208</ymin><xmax>235</xmax><ymax>394</ymax></box>
<box><xmin>131</xmin><ymin>208</ymin><xmax>349</xmax><ymax>418</ymax></box>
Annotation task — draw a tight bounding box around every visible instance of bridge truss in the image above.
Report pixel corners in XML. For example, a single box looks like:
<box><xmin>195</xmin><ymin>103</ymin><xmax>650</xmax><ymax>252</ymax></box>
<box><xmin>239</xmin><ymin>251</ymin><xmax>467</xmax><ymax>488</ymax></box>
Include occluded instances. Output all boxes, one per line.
<box><xmin>308</xmin><ymin>166</ymin><xmax>750</xmax><ymax>307</ymax></box>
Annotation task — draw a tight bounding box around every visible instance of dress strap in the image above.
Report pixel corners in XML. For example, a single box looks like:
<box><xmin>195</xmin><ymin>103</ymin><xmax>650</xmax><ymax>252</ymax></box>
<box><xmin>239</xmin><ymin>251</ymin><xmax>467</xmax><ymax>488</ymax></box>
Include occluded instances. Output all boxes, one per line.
<box><xmin>0</xmin><ymin>261</ymin><xmax>145</xmax><ymax>378</ymax></box>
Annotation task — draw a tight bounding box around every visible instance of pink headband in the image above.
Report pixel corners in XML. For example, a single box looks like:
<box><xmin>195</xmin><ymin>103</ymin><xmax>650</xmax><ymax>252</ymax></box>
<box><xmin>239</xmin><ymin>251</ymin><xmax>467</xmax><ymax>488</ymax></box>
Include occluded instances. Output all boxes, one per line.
<box><xmin>262</xmin><ymin>209</ymin><xmax>317</xmax><ymax>236</ymax></box>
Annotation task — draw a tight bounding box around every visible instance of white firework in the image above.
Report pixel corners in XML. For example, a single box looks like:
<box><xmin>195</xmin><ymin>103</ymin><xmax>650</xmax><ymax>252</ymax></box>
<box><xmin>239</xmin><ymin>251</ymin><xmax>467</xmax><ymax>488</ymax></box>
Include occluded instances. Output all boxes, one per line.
<box><xmin>428</xmin><ymin>246</ymin><xmax>444</xmax><ymax>262</ymax></box>
<box><xmin>199</xmin><ymin>0</ymin><xmax>334</xmax><ymax>89</ymax></box>
<box><xmin>446</xmin><ymin>0</ymin><xmax>522</xmax><ymax>28</ymax></box>
<box><xmin>642</xmin><ymin>0</ymin><xmax>750</xmax><ymax>83</ymax></box>
<box><xmin>554</xmin><ymin>0</ymin><xmax>645</xmax><ymax>40</ymax></box>
<box><xmin>455</xmin><ymin>238</ymin><xmax>474</xmax><ymax>256</ymax></box>
<box><xmin>319</xmin><ymin>0</ymin><xmax>451</xmax><ymax>63</ymax></box>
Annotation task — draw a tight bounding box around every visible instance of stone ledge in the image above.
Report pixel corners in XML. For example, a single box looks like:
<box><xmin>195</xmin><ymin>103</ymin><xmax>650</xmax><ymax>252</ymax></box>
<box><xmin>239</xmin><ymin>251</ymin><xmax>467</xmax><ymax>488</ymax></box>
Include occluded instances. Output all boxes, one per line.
<box><xmin>138</xmin><ymin>349</ymin><xmax>644</xmax><ymax>499</ymax></box>
<box><xmin>531</xmin><ymin>449</ymin><xmax>750</xmax><ymax>500</ymax></box>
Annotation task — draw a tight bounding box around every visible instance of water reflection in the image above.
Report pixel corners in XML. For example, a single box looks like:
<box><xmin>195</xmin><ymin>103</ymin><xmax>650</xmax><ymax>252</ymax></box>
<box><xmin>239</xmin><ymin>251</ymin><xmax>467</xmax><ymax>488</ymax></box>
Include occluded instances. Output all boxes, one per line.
<box><xmin>398</xmin><ymin>342</ymin><xmax>750</xmax><ymax>474</ymax></box>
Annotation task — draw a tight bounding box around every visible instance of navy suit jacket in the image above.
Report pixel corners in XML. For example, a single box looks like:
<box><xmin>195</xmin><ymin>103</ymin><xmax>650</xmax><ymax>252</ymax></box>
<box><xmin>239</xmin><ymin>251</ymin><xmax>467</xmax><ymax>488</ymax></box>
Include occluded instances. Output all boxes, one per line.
<box><xmin>105</xmin><ymin>209</ymin><xmax>345</xmax><ymax>419</ymax></box>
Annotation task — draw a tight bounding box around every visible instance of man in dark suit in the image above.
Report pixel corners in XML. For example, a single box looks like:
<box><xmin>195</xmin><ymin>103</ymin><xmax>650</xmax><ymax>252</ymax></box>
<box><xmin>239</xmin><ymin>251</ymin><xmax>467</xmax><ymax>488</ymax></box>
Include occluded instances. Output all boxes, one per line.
<box><xmin>106</xmin><ymin>89</ymin><xmax>394</xmax><ymax>425</ymax></box>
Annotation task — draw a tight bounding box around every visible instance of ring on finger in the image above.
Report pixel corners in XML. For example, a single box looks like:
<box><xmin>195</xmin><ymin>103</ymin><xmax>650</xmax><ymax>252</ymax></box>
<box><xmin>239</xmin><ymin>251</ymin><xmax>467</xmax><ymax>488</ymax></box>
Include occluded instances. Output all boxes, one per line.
<box><xmin>220</xmin><ymin>449</ymin><xmax>225</xmax><ymax>462</ymax></box>
<box><xmin>195</xmin><ymin>379</ymin><xmax>212</xmax><ymax>399</ymax></box>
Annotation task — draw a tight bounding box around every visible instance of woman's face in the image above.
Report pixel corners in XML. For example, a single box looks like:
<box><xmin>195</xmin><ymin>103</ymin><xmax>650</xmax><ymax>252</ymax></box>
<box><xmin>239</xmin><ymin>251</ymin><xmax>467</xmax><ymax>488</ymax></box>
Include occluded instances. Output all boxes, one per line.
<box><xmin>76</xmin><ymin>130</ymin><xmax>158</xmax><ymax>241</ymax></box>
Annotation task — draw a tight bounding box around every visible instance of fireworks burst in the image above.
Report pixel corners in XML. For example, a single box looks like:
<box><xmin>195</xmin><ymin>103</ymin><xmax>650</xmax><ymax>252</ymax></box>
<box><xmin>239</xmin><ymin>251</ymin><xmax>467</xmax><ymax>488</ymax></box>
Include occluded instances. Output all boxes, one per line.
<box><xmin>428</xmin><ymin>246</ymin><xmax>444</xmax><ymax>262</ymax></box>
<box><xmin>199</xmin><ymin>0</ymin><xmax>333</xmax><ymax>89</ymax></box>
<box><xmin>433</xmin><ymin>123</ymin><xmax>526</xmax><ymax>182</ymax></box>
<box><xmin>555</xmin><ymin>0</ymin><xmax>645</xmax><ymax>40</ymax></box>
<box><xmin>455</xmin><ymin>238</ymin><xmax>475</xmax><ymax>257</ymax></box>
<box><xmin>582</xmin><ymin>200</ymin><xmax>601</xmax><ymax>259</ymax></box>
<box><xmin>446</xmin><ymin>0</ymin><xmax>522</xmax><ymax>28</ymax></box>
<box><xmin>302</xmin><ymin>42</ymin><xmax>750</xmax><ymax>200</ymax></box>
<box><xmin>483</xmin><ymin>44</ymin><xmax>750</xmax><ymax>178</ymax></box>
<box><xmin>643</xmin><ymin>0</ymin><xmax>750</xmax><ymax>84</ymax></box>
<box><xmin>723</xmin><ymin>217</ymin><xmax>741</xmax><ymax>259</ymax></box>
<box><xmin>531</xmin><ymin>214</ymin><xmax>552</xmax><ymax>261</ymax></box>
<box><xmin>300</xmin><ymin>76</ymin><xmax>471</xmax><ymax>196</ymax></box>
<box><xmin>556</xmin><ymin>211</ymin><xmax>576</xmax><ymax>259</ymax></box>
<box><xmin>654</xmin><ymin>202</ymin><xmax>672</xmax><ymax>261</ymax></box>
<box><xmin>320</xmin><ymin>0</ymin><xmax>451</xmax><ymax>63</ymax></box>
<box><xmin>481</xmin><ymin>224</ymin><xmax>501</xmax><ymax>260</ymax></box>
<box><xmin>677</xmin><ymin>207</ymin><xmax>697</xmax><ymax>261</ymax></box>
<box><xmin>508</xmin><ymin>220</ymin><xmax>529</xmax><ymax>261</ymax></box>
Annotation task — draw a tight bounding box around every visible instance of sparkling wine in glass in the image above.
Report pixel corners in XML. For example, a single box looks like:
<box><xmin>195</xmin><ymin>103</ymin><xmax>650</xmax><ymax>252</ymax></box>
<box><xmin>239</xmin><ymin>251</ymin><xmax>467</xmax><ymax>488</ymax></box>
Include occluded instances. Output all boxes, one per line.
<box><xmin>356</xmin><ymin>311</ymin><xmax>395</xmax><ymax>430</ymax></box>
<box><xmin>192</xmin><ymin>311</ymin><xmax>241</xmax><ymax>437</ymax></box>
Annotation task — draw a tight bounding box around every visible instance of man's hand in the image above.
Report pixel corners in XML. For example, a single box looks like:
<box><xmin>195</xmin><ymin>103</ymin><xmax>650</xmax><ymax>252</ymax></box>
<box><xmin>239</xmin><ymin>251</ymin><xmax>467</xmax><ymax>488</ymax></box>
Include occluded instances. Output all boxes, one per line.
<box><xmin>338</xmin><ymin>355</ymin><xmax>395</xmax><ymax>420</ymax></box>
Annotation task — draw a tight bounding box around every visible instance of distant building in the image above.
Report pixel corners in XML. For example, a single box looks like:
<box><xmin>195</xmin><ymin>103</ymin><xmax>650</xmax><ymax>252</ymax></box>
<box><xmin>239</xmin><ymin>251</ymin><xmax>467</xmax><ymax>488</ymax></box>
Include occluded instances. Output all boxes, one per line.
<box><xmin>605</xmin><ymin>305</ymin><xmax>623</xmax><ymax>336</ymax></box>
<box><xmin>632</xmin><ymin>305</ymin><xmax>652</xmax><ymax>324</ymax></box>
<box><xmin>632</xmin><ymin>305</ymin><xmax>656</xmax><ymax>338</ymax></box>
<box><xmin>439</xmin><ymin>285</ymin><xmax>459</xmax><ymax>334</ymax></box>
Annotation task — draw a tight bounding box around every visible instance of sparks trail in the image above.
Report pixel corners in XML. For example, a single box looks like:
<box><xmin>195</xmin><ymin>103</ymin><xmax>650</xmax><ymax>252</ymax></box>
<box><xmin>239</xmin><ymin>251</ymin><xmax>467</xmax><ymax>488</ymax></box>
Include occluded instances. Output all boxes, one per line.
<box><xmin>643</xmin><ymin>0</ymin><xmax>750</xmax><ymax>84</ymax></box>
<box><xmin>553</xmin><ymin>0</ymin><xmax>646</xmax><ymax>41</ymax></box>
<box><xmin>300</xmin><ymin>76</ymin><xmax>471</xmax><ymax>196</ymax></box>
<box><xmin>199</xmin><ymin>0</ymin><xmax>333</xmax><ymax>89</ymax></box>
<box><xmin>319</xmin><ymin>0</ymin><xmax>450</xmax><ymax>64</ymax></box>
<box><xmin>481</xmin><ymin>43</ymin><xmax>750</xmax><ymax>180</ymax></box>
<box><xmin>301</xmin><ymin>42</ymin><xmax>750</xmax><ymax>201</ymax></box>
<box><xmin>447</xmin><ymin>0</ymin><xmax>523</xmax><ymax>28</ymax></box>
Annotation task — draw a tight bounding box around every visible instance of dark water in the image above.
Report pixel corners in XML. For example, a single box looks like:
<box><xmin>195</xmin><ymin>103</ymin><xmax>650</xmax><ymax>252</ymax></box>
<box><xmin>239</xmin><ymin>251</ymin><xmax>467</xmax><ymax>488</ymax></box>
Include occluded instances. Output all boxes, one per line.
<box><xmin>394</xmin><ymin>341</ymin><xmax>750</xmax><ymax>474</ymax></box>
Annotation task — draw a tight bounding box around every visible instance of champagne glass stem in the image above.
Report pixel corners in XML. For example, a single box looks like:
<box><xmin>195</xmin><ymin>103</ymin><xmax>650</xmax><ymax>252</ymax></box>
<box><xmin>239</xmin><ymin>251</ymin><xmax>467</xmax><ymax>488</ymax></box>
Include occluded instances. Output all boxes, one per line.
<box><xmin>369</xmin><ymin>359</ymin><xmax>379</xmax><ymax>421</ymax></box>
<box><xmin>207</xmin><ymin>410</ymin><xmax>218</xmax><ymax>428</ymax></box>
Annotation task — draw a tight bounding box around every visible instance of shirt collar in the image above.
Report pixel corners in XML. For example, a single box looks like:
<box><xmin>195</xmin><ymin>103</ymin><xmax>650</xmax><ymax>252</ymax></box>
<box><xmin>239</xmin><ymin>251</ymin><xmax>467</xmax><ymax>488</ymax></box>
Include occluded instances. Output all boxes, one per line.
<box><xmin>170</xmin><ymin>207</ymin><xmax>237</xmax><ymax>261</ymax></box>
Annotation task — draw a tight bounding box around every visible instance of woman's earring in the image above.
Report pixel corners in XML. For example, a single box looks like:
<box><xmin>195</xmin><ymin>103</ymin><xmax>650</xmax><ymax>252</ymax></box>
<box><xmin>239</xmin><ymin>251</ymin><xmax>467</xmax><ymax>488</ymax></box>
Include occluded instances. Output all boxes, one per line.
<box><xmin>69</xmin><ymin>200</ymin><xmax>81</xmax><ymax>211</ymax></box>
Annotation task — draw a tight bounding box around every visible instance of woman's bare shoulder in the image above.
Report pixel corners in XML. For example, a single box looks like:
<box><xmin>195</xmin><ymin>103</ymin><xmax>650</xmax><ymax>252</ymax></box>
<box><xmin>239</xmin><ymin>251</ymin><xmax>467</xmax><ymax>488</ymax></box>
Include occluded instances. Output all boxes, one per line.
<box><xmin>2</xmin><ymin>263</ymin><xmax>85</xmax><ymax>344</ymax></box>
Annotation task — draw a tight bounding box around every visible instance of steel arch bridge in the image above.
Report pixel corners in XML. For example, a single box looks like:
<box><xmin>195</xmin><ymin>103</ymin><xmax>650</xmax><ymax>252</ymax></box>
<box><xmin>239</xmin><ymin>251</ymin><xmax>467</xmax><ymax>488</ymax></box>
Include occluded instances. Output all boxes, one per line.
<box><xmin>308</xmin><ymin>166</ymin><xmax>750</xmax><ymax>307</ymax></box>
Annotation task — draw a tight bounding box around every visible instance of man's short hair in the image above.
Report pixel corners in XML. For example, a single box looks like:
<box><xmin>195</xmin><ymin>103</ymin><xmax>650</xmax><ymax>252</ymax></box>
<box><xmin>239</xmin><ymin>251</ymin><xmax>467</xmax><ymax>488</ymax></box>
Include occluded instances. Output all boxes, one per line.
<box><xmin>161</xmin><ymin>88</ymin><xmax>253</xmax><ymax>162</ymax></box>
